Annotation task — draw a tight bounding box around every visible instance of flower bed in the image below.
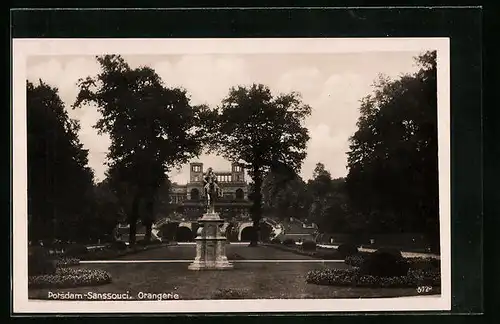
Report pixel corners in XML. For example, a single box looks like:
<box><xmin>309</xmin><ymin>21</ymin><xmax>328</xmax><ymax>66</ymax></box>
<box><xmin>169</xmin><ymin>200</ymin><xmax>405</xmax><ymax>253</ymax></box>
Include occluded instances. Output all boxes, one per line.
<box><xmin>306</xmin><ymin>268</ymin><xmax>440</xmax><ymax>288</ymax></box>
<box><xmin>29</xmin><ymin>268</ymin><xmax>112</xmax><ymax>289</ymax></box>
<box><xmin>55</xmin><ymin>257</ymin><xmax>80</xmax><ymax>267</ymax></box>
<box><xmin>212</xmin><ymin>288</ymin><xmax>249</xmax><ymax>299</ymax></box>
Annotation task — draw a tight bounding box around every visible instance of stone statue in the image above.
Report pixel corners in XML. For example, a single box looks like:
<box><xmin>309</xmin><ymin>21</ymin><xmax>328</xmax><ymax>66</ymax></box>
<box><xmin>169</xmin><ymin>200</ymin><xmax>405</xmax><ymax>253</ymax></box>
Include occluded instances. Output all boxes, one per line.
<box><xmin>203</xmin><ymin>167</ymin><xmax>222</xmax><ymax>213</ymax></box>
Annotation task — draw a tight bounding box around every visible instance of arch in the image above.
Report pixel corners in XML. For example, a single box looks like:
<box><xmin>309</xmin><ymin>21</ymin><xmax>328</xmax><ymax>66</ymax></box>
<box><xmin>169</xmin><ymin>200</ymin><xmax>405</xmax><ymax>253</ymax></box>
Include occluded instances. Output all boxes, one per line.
<box><xmin>176</xmin><ymin>226</ymin><xmax>194</xmax><ymax>242</ymax></box>
<box><xmin>240</xmin><ymin>226</ymin><xmax>256</xmax><ymax>242</ymax></box>
<box><xmin>190</xmin><ymin>188</ymin><xmax>200</xmax><ymax>200</ymax></box>
<box><xmin>235</xmin><ymin>188</ymin><xmax>244</xmax><ymax>200</ymax></box>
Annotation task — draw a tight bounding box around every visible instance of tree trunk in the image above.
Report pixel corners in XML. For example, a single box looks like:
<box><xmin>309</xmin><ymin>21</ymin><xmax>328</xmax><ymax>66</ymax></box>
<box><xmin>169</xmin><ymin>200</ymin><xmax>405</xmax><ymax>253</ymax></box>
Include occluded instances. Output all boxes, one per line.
<box><xmin>144</xmin><ymin>222</ymin><xmax>152</xmax><ymax>242</ymax></box>
<box><xmin>129</xmin><ymin>194</ymin><xmax>140</xmax><ymax>246</ymax></box>
<box><xmin>249</xmin><ymin>166</ymin><xmax>263</xmax><ymax>247</ymax></box>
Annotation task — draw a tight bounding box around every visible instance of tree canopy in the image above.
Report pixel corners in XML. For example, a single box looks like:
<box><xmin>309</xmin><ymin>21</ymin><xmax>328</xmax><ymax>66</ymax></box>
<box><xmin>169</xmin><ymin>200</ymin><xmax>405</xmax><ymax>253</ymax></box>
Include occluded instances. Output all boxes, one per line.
<box><xmin>346</xmin><ymin>50</ymin><xmax>439</xmax><ymax>248</ymax></box>
<box><xmin>27</xmin><ymin>80</ymin><xmax>95</xmax><ymax>242</ymax></box>
<box><xmin>212</xmin><ymin>84</ymin><xmax>311</xmax><ymax>245</ymax></box>
<box><xmin>73</xmin><ymin>55</ymin><xmax>206</xmax><ymax>244</ymax></box>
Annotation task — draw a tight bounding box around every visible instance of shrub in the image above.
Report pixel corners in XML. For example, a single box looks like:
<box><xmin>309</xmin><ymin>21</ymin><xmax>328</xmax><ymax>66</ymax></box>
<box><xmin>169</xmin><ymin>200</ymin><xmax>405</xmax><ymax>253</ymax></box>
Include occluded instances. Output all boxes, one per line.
<box><xmin>28</xmin><ymin>247</ymin><xmax>56</xmax><ymax>276</ymax></box>
<box><xmin>337</xmin><ymin>244</ymin><xmax>359</xmax><ymax>258</ymax></box>
<box><xmin>64</xmin><ymin>244</ymin><xmax>89</xmax><ymax>257</ymax></box>
<box><xmin>345</xmin><ymin>254</ymin><xmax>365</xmax><ymax>267</ymax></box>
<box><xmin>271</xmin><ymin>238</ymin><xmax>281</xmax><ymax>244</ymax></box>
<box><xmin>56</xmin><ymin>257</ymin><xmax>80</xmax><ymax>267</ymax></box>
<box><xmin>28</xmin><ymin>268</ymin><xmax>112</xmax><ymax>288</ymax></box>
<box><xmin>110</xmin><ymin>241</ymin><xmax>127</xmax><ymax>251</ymax></box>
<box><xmin>283</xmin><ymin>238</ymin><xmax>296</xmax><ymax>246</ymax></box>
<box><xmin>406</xmin><ymin>257</ymin><xmax>440</xmax><ymax>270</ymax></box>
<box><xmin>359</xmin><ymin>248</ymin><xmax>409</xmax><ymax>277</ymax></box>
<box><xmin>302</xmin><ymin>240</ymin><xmax>317</xmax><ymax>251</ymax></box>
<box><xmin>315</xmin><ymin>249</ymin><xmax>343</xmax><ymax>260</ymax></box>
<box><xmin>306</xmin><ymin>268</ymin><xmax>440</xmax><ymax>288</ymax></box>
<box><xmin>212</xmin><ymin>288</ymin><xmax>249</xmax><ymax>299</ymax></box>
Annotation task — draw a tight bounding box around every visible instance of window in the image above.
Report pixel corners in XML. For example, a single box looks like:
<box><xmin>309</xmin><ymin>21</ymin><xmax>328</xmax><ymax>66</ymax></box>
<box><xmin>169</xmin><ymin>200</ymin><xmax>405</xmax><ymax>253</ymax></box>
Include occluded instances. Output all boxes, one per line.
<box><xmin>192</xmin><ymin>165</ymin><xmax>201</xmax><ymax>172</ymax></box>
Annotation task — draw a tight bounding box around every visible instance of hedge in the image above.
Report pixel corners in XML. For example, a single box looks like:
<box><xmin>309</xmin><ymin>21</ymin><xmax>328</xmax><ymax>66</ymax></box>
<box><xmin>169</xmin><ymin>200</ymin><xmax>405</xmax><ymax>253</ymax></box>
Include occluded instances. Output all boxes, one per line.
<box><xmin>306</xmin><ymin>268</ymin><xmax>440</xmax><ymax>288</ymax></box>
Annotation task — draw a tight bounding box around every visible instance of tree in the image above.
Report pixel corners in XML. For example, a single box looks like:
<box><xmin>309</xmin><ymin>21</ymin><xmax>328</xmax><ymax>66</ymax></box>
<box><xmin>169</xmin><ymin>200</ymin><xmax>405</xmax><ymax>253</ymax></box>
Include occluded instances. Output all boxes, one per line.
<box><xmin>346</xmin><ymin>51</ymin><xmax>439</xmax><ymax>249</ymax></box>
<box><xmin>73</xmin><ymin>55</ymin><xmax>205</xmax><ymax>244</ymax></box>
<box><xmin>213</xmin><ymin>84</ymin><xmax>311</xmax><ymax>246</ymax></box>
<box><xmin>27</xmin><ymin>80</ymin><xmax>95</xmax><ymax>243</ymax></box>
<box><xmin>262</xmin><ymin>169</ymin><xmax>311</xmax><ymax>221</ymax></box>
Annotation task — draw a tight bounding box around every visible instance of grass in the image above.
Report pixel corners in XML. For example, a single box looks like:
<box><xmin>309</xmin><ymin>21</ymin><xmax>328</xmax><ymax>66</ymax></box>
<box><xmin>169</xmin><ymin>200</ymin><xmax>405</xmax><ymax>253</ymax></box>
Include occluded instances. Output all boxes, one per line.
<box><xmin>28</xmin><ymin>244</ymin><xmax>441</xmax><ymax>300</ymax></box>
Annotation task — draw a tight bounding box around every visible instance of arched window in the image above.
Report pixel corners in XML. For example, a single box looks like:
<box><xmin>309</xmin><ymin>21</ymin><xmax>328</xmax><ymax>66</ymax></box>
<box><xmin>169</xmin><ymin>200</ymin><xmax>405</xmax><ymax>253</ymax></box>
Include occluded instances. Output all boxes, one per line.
<box><xmin>235</xmin><ymin>188</ymin><xmax>244</xmax><ymax>200</ymax></box>
<box><xmin>190</xmin><ymin>188</ymin><xmax>200</xmax><ymax>200</ymax></box>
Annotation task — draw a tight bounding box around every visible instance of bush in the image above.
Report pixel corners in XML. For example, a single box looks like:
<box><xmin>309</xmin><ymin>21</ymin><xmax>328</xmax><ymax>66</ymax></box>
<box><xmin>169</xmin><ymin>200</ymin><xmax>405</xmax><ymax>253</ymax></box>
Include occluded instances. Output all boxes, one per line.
<box><xmin>110</xmin><ymin>241</ymin><xmax>127</xmax><ymax>251</ymax></box>
<box><xmin>283</xmin><ymin>238</ymin><xmax>296</xmax><ymax>246</ymax></box>
<box><xmin>346</xmin><ymin>254</ymin><xmax>441</xmax><ymax>271</ymax></box>
<box><xmin>271</xmin><ymin>238</ymin><xmax>281</xmax><ymax>244</ymax></box>
<box><xmin>359</xmin><ymin>248</ymin><xmax>409</xmax><ymax>277</ymax></box>
<box><xmin>55</xmin><ymin>257</ymin><xmax>80</xmax><ymax>267</ymax></box>
<box><xmin>64</xmin><ymin>244</ymin><xmax>89</xmax><ymax>257</ymax></box>
<box><xmin>28</xmin><ymin>268</ymin><xmax>112</xmax><ymax>288</ymax></box>
<box><xmin>302</xmin><ymin>240</ymin><xmax>317</xmax><ymax>251</ymax></box>
<box><xmin>345</xmin><ymin>254</ymin><xmax>365</xmax><ymax>267</ymax></box>
<box><xmin>28</xmin><ymin>247</ymin><xmax>56</xmax><ymax>276</ymax></box>
<box><xmin>337</xmin><ymin>244</ymin><xmax>359</xmax><ymax>258</ymax></box>
<box><xmin>212</xmin><ymin>288</ymin><xmax>249</xmax><ymax>299</ymax></box>
<box><xmin>315</xmin><ymin>249</ymin><xmax>343</xmax><ymax>260</ymax></box>
<box><xmin>306</xmin><ymin>268</ymin><xmax>440</xmax><ymax>288</ymax></box>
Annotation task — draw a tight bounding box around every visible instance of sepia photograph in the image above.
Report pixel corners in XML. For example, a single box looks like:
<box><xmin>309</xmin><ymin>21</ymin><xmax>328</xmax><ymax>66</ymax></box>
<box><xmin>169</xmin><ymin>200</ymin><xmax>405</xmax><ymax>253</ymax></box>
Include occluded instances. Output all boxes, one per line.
<box><xmin>12</xmin><ymin>38</ymin><xmax>451</xmax><ymax>313</ymax></box>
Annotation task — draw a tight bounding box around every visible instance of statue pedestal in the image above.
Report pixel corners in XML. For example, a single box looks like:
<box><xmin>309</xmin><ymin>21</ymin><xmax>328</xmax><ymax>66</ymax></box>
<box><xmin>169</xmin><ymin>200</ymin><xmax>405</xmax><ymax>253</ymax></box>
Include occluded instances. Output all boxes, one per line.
<box><xmin>188</xmin><ymin>211</ymin><xmax>233</xmax><ymax>270</ymax></box>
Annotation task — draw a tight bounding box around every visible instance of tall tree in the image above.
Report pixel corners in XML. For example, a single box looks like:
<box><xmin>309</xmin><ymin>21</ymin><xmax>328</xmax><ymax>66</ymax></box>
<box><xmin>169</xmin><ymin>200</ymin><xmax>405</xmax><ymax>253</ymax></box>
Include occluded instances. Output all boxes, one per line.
<box><xmin>213</xmin><ymin>84</ymin><xmax>311</xmax><ymax>246</ymax></box>
<box><xmin>27</xmin><ymin>80</ymin><xmax>95</xmax><ymax>243</ymax></box>
<box><xmin>73</xmin><ymin>55</ymin><xmax>205</xmax><ymax>244</ymax></box>
<box><xmin>346</xmin><ymin>51</ymin><xmax>439</xmax><ymax>249</ymax></box>
<box><xmin>262</xmin><ymin>169</ymin><xmax>311</xmax><ymax>221</ymax></box>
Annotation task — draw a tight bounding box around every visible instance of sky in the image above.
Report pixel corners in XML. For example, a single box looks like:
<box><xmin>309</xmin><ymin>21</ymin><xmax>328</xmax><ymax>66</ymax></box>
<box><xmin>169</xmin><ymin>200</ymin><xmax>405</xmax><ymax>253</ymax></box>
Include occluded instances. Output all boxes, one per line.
<box><xmin>26</xmin><ymin>51</ymin><xmax>422</xmax><ymax>183</ymax></box>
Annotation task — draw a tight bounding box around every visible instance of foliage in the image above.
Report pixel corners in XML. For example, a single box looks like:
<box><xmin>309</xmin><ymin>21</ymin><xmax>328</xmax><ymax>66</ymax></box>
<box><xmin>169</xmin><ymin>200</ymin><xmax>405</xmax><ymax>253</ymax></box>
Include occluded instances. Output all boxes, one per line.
<box><xmin>306</xmin><ymin>268</ymin><xmax>440</xmax><ymax>288</ymax></box>
<box><xmin>271</xmin><ymin>237</ymin><xmax>282</xmax><ymax>244</ymax></box>
<box><xmin>63</xmin><ymin>244</ymin><xmax>89</xmax><ymax>258</ymax></box>
<box><xmin>337</xmin><ymin>244</ymin><xmax>359</xmax><ymax>258</ymax></box>
<box><xmin>212</xmin><ymin>84</ymin><xmax>311</xmax><ymax>245</ymax></box>
<box><xmin>346</xmin><ymin>51</ymin><xmax>439</xmax><ymax>249</ymax></box>
<box><xmin>73</xmin><ymin>55</ymin><xmax>206</xmax><ymax>244</ymax></box>
<box><xmin>359</xmin><ymin>248</ymin><xmax>410</xmax><ymax>277</ymax></box>
<box><xmin>345</xmin><ymin>254</ymin><xmax>440</xmax><ymax>270</ymax></box>
<box><xmin>262</xmin><ymin>168</ymin><xmax>311</xmax><ymax>221</ymax></box>
<box><xmin>28</xmin><ymin>268</ymin><xmax>112</xmax><ymax>288</ymax></box>
<box><xmin>212</xmin><ymin>288</ymin><xmax>249</xmax><ymax>299</ymax></box>
<box><xmin>55</xmin><ymin>257</ymin><xmax>81</xmax><ymax>267</ymax></box>
<box><xmin>27</xmin><ymin>81</ymin><xmax>95</xmax><ymax>242</ymax></box>
<box><xmin>109</xmin><ymin>241</ymin><xmax>128</xmax><ymax>251</ymax></box>
<box><xmin>301</xmin><ymin>240</ymin><xmax>317</xmax><ymax>251</ymax></box>
<box><xmin>28</xmin><ymin>247</ymin><xmax>57</xmax><ymax>276</ymax></box>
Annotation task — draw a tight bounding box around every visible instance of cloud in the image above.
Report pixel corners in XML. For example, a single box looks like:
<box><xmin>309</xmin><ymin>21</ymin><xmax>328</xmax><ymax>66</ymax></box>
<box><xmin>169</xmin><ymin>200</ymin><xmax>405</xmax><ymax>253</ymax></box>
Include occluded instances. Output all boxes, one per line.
<box><xmin>275</xmin><ymin>67</ymin><xmax>323</xmax><ymax>100</ymax></box>
<box><xmin>153</xmin><ymin>55</ymin><xmax>253</xmax><ymax>107</ymax></box>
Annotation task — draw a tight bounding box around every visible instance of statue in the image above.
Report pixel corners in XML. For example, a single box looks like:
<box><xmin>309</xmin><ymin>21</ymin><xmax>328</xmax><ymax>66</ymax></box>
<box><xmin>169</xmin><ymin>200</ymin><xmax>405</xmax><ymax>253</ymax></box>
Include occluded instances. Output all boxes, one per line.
<box><xmin>203</xmin><ymin>167</ymin><xmax>222</xmax><ymax>213</ymax></box>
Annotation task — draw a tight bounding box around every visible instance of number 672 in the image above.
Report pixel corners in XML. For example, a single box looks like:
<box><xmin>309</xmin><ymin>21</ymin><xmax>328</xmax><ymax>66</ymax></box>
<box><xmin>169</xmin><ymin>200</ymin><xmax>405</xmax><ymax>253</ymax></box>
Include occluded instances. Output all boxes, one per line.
<box><xmin>416</xmin><ymin>286</ymin><xmax>432</xmax><ymax>293</ymax></box>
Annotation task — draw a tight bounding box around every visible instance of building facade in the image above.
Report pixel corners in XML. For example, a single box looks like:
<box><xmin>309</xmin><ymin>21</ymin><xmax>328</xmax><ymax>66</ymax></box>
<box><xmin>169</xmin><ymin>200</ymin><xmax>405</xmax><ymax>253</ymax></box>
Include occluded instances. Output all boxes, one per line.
<box><xmin>169</xmin><ymin>162</ymin><xmax>252</xmax><ymax>220</ymax></box>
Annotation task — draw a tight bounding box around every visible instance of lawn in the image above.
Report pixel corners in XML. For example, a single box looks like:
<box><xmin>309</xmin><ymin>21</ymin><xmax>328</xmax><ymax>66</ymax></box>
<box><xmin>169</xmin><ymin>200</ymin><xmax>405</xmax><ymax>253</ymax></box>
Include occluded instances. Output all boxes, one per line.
<box><xmin>28</xmin><ymin>244</ymin><xmax>441</xmax><ymax>300</ymax></box>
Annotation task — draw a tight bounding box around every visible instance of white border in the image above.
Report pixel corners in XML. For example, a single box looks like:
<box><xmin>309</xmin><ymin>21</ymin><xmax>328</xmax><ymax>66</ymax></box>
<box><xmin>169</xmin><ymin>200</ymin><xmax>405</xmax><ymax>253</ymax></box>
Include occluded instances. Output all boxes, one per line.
<box><xmin>12</xmin><ymin>38</ymin><xmax>451</xmax><ymax>313</ymax></box>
